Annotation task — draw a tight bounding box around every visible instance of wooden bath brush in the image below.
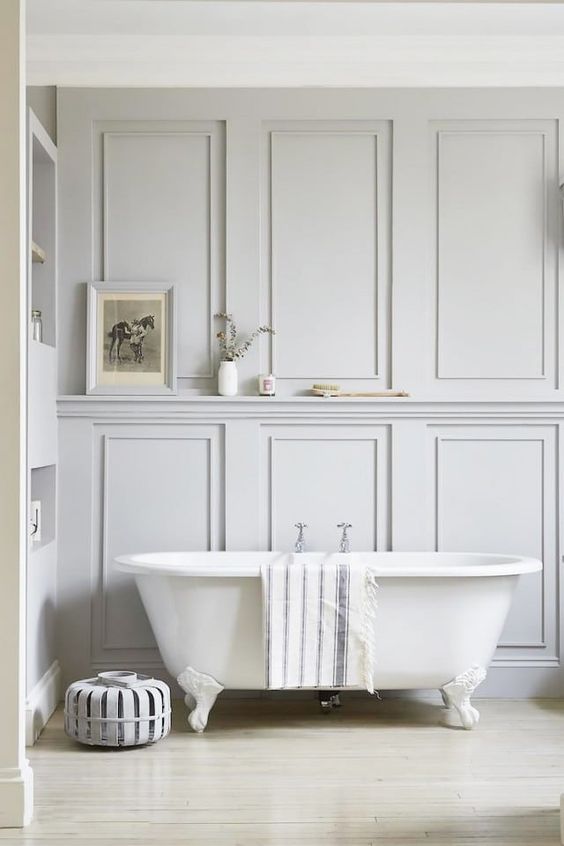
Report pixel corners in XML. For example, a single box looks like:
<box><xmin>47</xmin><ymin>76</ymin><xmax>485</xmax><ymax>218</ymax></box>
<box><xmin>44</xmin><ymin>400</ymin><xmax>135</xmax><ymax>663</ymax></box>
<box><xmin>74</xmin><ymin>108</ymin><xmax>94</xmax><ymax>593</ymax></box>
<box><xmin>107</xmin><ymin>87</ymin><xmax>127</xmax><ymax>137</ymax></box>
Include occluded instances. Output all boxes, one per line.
<box><xmin>311</xmin><ymin>384</ymin><xmax>410</xmax><ymax>398</ymax></box>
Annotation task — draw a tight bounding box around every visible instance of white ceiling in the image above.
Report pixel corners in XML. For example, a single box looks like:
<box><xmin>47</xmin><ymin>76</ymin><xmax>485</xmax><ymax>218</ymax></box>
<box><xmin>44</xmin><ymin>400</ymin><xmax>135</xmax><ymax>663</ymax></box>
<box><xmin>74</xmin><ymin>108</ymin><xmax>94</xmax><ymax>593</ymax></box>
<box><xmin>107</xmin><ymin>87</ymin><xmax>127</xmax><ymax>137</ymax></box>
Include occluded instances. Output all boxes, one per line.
<box><xmin>26</xmin><ymin>0</ymin><xmax>564</xmax><ymax>87</ymax></box>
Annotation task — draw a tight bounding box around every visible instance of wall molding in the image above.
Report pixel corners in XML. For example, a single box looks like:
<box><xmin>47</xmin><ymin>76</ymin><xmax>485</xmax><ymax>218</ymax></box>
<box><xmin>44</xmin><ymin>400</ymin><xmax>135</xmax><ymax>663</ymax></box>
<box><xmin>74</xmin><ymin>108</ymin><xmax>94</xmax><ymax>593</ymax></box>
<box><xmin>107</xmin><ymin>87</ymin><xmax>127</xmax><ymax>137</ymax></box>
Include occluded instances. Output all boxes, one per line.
<box><xmin>59</xmin><ymin>397</ymin><xmax>564</xmax><ymax>420</ymax></box>
<box><xmin>435</xmin><ymin>127</ymin><xmax>550</xmax><ymax>382</ymax></box>
<box><xmin>427</xmin><ymin>423</ymin><xmax>559</xmax><ymax>666</ymax></box>
<box><xmin>263</xmin><ymin>122</ymin><xmax>391</xmax><ymax>384</ymax></box>
<box><xmin>27</xmin><ymin>34</ymin><xmax>564</xmax><ymax>89</ymax></box>
<box><xmin>91</xmin><ymin>425</ymin><xmax>222</xmax><ymax>664</ymax></box>
<box><xmin>261</xmin><ymin>424</ymin><xmax>390</xmax><ymax>551</ymax></box>
<box><xmin>25</xmin><ymin>660</ymin><xmax>61</xmax><ymax>747</ymax></box>
<box><xmin>101</xmin><ymin>129</ymin><xmax>216</xmax><ymax>380</ymax></box>
<box><xmin>100</xmin><ymin>433</ymin><xmax>211</xmax><ymax>651</ymax></box>
<box><xmin>91</xmin><ymin>119</ymin><xmax>226</xmax><ymax>387</ymax></box>
<box><xmin>430</xmin><ymin>119</ymin><xmax>558</xmax><ymax>391</ymax></box>
<box><xmin>435</xmin><ymin>435</ymin><xmax>547</xmax><ymax>651</ymax></box>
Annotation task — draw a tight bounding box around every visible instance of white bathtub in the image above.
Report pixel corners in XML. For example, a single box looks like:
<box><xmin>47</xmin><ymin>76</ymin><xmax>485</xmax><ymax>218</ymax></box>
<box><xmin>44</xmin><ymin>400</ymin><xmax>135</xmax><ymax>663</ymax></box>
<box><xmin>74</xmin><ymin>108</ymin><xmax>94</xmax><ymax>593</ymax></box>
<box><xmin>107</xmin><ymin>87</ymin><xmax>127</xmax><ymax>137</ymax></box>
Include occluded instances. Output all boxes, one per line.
<box><xmin>115</xmin><ymin>551</ymin><xmax>541</xmax><ymax>732</ymax></box>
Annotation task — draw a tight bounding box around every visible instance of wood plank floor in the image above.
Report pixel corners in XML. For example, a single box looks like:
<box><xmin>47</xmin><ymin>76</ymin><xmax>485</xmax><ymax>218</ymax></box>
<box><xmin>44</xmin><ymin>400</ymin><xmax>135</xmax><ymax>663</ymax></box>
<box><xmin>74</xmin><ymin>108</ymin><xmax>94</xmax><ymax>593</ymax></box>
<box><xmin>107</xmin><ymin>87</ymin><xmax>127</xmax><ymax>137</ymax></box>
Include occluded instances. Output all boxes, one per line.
<box><xmin>3</xmin><ymin>698</ymin><xmax>564</xmax><ymax>845</ymax></box>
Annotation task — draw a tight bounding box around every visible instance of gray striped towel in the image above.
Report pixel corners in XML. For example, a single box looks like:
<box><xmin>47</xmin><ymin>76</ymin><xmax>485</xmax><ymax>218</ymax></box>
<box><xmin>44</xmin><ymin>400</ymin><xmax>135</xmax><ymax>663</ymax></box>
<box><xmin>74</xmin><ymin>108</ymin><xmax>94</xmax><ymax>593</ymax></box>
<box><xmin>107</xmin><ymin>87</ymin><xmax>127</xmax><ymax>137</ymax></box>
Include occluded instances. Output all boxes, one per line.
<box><xmin>262</xmin><ymin>556</ymin><xmax>378</xmax><ymax>692</ymax></box>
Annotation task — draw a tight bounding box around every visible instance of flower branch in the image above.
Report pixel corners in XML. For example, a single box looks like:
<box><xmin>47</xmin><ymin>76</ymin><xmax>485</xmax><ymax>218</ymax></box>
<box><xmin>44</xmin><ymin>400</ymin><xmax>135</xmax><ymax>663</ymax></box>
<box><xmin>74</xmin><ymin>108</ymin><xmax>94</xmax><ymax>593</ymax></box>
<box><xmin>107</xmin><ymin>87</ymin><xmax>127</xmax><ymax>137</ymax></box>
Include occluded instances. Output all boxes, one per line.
<box><xmin>214</xmin><ymin>313</ymin><xmax>276</xmax><ymax>361</ymax></box>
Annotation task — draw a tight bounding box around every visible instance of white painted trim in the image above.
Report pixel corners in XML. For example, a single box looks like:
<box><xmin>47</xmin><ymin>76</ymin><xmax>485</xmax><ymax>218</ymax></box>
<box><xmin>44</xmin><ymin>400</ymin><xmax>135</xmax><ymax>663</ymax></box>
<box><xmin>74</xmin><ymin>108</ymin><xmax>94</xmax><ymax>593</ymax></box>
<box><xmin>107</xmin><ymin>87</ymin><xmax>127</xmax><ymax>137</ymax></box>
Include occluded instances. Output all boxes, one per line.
<box><xmin>25</xmin><ymin>34</ymin><xmax>564</xmax><ymax>88</ymax></box>
<box><xmin>25</xmin><ymin>660</ymin><xmax>61</xmax><ymax>747</ymax></box>
<box><xmin>430</xmin><ymin>121</ymin><xmax>557</xmax><ymax>386</ymax></box>
<box><xmin>24</xmin><ymin>0</ymin><xmax>564</xmax><ymax>91</ymax></box>
<box><xmin>427</xmin><ymin>425</ymin><xmax>559</xmax><ymax>665</ymax></box>
<box><xmin>264</xmin><ymin>122</ymin><xmax>391</xmax><ymax>384</ymax></box>
<box><xmin>0</xmin><ymin>763</ymin><xmax>33</xmax><ymax>829</ymax></box>
<box><xmin>100</xmin><ymin>130</ymin><xmax>220</xmax><ymax>380</ymax></box>
<box><xmin>96</xmin><ymin>432</ymin><xmax>218</xmax><ymax>654</ymax></box>
<box><xmin>58</xmin><ymin>396</ymin><xmax>564</xmax><ymax>420</ymax></box>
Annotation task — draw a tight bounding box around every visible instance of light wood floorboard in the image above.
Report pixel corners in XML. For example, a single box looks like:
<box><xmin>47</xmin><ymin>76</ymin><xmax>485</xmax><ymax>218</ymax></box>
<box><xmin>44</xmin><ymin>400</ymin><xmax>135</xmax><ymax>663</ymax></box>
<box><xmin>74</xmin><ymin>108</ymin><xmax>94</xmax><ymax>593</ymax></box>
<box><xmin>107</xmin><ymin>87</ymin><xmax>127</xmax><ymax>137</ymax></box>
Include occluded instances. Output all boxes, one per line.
<box><xmin>3</xmin><ymin>698</ymin><xmax>564</xmax><ymax>844</ymax></box>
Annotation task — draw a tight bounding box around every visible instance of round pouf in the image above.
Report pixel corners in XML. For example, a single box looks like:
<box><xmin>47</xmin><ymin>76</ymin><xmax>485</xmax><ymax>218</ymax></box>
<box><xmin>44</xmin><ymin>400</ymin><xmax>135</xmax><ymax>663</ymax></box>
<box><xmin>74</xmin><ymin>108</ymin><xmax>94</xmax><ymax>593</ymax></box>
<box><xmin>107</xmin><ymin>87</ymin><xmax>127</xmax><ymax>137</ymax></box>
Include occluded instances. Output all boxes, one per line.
<box><xmin>64</xmin><ymin>671</ymin><xmax>171</xmax><ymax>747</ymax></box>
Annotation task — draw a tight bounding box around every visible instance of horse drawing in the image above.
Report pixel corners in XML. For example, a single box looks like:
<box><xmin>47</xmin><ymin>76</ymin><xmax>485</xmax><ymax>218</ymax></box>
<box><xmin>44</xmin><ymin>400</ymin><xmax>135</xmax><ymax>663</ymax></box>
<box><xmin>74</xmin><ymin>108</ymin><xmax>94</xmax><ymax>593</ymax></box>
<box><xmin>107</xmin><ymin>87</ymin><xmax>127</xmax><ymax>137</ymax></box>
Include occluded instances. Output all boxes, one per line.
<box><xmin>108</xmin><ymin>314</ymin><xmax>155</xmax><ymax>365</ymax></box>
<box><xmin>107</xmin><ymin>321</ymin><xmax>132</xmax><ymax>363</ymax></box>
<box><xmin>129</xmin><ymin>314</ymin><xmax>155</xmax><ymax>364</ymax></box>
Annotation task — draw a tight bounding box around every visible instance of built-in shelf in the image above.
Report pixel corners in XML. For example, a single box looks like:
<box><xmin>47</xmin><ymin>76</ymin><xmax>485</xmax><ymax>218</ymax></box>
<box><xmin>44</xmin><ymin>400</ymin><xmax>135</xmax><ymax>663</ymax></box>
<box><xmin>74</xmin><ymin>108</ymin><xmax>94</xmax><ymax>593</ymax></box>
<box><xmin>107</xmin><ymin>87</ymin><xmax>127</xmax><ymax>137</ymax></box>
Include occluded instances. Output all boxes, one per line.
<box><xmin>31</xmin><ymin>339</ymin><xmax>56</xmax><ymax>351</ymax></box>
<box><xmin>31</xmin><ymin>241</ymin><xmax>46</xmax><ymax>264</ymax></box>
<box><xmin>56</xmin><ymin>395</ymin><xmax>564</xmax><ymax>422</ymax></box>
<box><xmin>30</xmin><ymin>337</ymin><xmax>56</xmax><ymax>354</ymax></box>
<box><xmin>27</xmin><ymin>110</ymin><xmax>58</xmax><ymax>736</ymax></box>
<box><xmin>29</xmin><ymin>110</ymin><xmax>56</xmax><ymax>348</ymax></box>
<box><xmin>30</xmin><ymin>536</ymin><xmax>56</xmax><ymax>555</ymax></box>
<box><xmin>29</xmin><ymin>464</ymin><xmax>56</xmax><ymax>553</ymax></box>
<box><xmin>29</xmin><ymin>341</ymin><xmax>57</xmax><ymax>469</ymax></box>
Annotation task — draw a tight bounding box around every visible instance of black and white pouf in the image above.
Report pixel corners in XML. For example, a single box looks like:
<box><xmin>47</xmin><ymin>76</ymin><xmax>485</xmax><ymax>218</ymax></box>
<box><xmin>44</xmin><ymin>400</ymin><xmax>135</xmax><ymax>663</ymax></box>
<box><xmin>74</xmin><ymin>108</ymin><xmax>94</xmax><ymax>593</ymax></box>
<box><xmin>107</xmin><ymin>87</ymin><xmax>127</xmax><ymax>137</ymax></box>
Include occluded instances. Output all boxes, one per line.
<box><xmin>64</xmin><ymin>671</ymin><xmax>171</xmax><ymax>747</ymax></box>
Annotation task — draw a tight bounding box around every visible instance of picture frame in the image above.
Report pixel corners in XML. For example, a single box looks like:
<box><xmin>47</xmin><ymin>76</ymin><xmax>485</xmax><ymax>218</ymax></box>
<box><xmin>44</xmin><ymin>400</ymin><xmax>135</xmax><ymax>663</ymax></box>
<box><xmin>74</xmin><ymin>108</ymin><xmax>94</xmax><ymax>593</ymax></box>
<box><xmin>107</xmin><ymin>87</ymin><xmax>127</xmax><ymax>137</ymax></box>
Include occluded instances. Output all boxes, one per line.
<box><xmin>86</xmin><ymin>282</ymin><xmax>177</xmax><ymax>395</ymax></box>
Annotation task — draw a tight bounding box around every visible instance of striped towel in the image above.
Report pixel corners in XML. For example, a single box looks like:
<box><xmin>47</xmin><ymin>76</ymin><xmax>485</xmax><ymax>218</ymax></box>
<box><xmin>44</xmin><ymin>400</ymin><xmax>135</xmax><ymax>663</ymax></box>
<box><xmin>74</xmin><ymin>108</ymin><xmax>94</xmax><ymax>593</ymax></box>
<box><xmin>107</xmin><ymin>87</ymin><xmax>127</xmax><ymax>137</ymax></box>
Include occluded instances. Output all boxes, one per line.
<box><xmin>262</xmin><ymin>556</ymin><xmax>378</xmax><ymax>692</ymax></box>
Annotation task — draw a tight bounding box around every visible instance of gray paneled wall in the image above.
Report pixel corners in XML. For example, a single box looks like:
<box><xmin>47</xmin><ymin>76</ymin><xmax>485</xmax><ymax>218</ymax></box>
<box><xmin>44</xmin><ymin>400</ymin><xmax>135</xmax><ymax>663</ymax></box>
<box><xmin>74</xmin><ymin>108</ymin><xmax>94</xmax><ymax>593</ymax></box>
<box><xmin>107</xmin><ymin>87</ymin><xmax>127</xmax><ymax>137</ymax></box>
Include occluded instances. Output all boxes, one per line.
<box><xmin>259</xmin><ymin>424</ymin><xmax>390</xmax><ymax>552</ymax></box>
<box><xmin>98</xmin><ymin>123</ymin><xmax>224</xmax><ymax>382</ymax></box>
<box><xmin>56</xmin><ymin>89</ymin><xmax>564</xmax><ymax>697</ymax></box>
<box><xmin>430</xmin><ymin>119</ymin><xmax>557</xmax><ymax>389</ymax></box>
<box><xmin>58</xmin><ymin>402</ymin><xmax>563</xmax><ymax>697</ymax></box>
<box><xmin>428</xmin><ymin>424</ymin><xmax>558</xmax><ymax>664</ymax></box>
<box><xmin>263</xmin><ymin>121</ymin><xmax>391</xmax><ymax>388</ymax></box>
<box><xmin>58</xmin><ymin>88</ymin><xmax>563</xmax><ymax>399</ymax></box>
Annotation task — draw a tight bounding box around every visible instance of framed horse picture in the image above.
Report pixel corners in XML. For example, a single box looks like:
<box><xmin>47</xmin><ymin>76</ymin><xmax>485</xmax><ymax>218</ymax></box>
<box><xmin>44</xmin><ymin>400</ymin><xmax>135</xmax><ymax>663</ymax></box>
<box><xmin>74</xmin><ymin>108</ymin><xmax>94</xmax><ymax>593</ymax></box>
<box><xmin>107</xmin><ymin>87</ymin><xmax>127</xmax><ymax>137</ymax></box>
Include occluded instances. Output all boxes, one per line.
<box><xmin>86</xmin><ymin>282</ymin><xmax>177</xmax><ymax>395</ymax></box>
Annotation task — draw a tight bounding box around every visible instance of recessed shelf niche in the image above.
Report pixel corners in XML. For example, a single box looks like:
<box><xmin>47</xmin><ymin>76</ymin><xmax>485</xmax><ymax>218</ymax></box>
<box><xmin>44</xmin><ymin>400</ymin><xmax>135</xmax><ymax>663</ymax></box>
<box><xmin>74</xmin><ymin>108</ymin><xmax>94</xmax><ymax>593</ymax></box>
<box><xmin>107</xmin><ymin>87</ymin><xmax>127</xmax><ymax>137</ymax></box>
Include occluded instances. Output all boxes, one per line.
<box><xmin>29</xmin><ymin>118</ymin><xmax>57</xmax><ymax>348</ymax></box>
<box><xmin>26</xmin><ymin>109</ymin><xmax>59</xmax><ymax>745</ymax></box>
<box><xmin>31</xmin><ymin>241</ymin><xmax>46</xmax><ymax>264</ymax></box>
<box><xmin>30</xmin><ymin>464</ymin><xmax>56</xmax><ymax>551</ymax></box>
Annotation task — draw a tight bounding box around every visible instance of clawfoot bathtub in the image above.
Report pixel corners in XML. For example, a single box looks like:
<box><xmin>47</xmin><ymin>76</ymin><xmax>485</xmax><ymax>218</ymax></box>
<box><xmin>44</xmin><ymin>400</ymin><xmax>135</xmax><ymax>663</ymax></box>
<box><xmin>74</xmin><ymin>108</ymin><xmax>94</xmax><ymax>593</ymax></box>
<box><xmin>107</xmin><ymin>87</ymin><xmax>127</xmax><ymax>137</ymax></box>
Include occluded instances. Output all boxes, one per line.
<box><xmin>115</xmin><ymin>552</ymin><xmax>541</xmax><ymax>732</ymax></box>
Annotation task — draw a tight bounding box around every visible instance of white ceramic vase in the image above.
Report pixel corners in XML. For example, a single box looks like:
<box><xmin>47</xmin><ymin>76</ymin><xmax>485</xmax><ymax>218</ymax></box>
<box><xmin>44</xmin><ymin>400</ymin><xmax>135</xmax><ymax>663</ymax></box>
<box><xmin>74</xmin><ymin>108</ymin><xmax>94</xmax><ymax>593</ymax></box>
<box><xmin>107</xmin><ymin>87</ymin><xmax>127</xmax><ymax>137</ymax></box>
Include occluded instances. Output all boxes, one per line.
<box><xmin>218</xmin><ymin>360</ymin><xmax>238</xmax><ymax>396</ymax></box>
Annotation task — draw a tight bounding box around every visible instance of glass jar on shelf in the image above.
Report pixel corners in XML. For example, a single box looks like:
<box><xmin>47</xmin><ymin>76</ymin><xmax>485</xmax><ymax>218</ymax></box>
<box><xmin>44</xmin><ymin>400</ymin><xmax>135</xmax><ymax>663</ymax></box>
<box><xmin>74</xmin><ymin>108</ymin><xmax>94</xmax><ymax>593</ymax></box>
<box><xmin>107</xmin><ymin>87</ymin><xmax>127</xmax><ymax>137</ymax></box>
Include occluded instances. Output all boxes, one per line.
<box><xmin>31</xmin><ymin>309</ymin><xmax>43</xmax><ymax>343</ymax></box>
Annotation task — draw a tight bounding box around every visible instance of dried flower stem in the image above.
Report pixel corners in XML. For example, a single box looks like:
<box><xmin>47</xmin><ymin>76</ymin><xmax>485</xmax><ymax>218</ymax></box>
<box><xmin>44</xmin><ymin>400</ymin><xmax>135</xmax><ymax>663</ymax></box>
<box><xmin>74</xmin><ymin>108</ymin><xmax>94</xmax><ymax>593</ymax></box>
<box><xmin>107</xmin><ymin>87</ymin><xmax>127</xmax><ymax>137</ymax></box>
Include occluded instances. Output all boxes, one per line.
<box><xmin>214</xmin><ymin>312</ymin><xmax>275</xmax><ymax>361</ymax></box>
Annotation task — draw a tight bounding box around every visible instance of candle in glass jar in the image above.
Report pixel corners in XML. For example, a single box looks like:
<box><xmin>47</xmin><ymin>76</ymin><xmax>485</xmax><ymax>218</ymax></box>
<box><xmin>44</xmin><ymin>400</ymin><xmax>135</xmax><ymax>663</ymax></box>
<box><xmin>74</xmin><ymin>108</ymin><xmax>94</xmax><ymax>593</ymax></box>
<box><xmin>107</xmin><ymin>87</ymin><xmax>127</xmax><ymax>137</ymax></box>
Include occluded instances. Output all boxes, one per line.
<box><xmin>258</xmin><ymin>374</ymin><xmax>276</xmax><ymax>396</ymax></box>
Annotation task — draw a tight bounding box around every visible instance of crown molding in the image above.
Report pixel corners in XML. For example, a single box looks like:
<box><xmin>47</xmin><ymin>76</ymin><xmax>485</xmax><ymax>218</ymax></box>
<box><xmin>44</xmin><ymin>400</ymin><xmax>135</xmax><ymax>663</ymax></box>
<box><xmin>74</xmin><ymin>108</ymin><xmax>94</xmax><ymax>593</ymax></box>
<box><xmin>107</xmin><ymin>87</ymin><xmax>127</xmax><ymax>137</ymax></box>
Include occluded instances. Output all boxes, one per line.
<box><xmin>27</xmin><ymin>0</ymin><xmax>564</xmax><ymax>87</ymax></box>
<box><xmin>27</xmin><ymin>33</ymin><xmax>564</xmax><ymax>86</ymax></box>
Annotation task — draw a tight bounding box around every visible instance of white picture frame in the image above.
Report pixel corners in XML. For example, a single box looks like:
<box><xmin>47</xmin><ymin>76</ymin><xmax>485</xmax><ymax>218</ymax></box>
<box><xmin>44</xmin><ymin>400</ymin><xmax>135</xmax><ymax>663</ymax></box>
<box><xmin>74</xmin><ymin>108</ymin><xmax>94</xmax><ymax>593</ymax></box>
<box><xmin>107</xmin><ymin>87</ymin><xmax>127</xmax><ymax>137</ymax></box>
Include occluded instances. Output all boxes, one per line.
<box><xmin>86</xmin><ymin>282</ymin><xmax>177</xmax><ymax>395</ymax></box>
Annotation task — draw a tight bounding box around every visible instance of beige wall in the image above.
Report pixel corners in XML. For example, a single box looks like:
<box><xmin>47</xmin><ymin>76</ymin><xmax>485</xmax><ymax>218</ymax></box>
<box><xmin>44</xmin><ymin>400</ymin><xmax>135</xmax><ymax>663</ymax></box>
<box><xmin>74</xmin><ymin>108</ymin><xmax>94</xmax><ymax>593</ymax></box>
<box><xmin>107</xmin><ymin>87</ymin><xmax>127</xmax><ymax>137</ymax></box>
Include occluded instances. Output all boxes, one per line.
<box><xmin>0</xmin><ymin>0</ymin><xmax>33</xmax><ymax>828</ymax></box>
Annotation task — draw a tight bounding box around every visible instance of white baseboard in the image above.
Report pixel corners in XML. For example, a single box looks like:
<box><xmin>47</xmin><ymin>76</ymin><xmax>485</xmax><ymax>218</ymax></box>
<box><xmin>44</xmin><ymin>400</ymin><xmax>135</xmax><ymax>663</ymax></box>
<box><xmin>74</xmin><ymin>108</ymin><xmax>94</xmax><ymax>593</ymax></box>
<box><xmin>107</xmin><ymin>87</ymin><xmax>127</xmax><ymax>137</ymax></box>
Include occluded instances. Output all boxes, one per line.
<box><xmin>0</xmin><ymin>763</ymin><xmax>33</xmax><ymax>827</ymax></box>
<box><xmin>25</xmin><ymin>660</ymin><xmax>61</xmax><ymax>747</ymax></box>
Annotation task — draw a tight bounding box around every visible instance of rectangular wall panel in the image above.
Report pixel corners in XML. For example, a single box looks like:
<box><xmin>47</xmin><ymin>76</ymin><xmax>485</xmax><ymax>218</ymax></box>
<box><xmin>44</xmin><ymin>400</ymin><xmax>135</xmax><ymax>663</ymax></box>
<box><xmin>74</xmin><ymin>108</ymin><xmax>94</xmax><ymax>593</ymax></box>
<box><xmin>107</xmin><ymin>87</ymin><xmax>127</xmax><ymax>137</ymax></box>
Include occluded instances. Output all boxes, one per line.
<box><xmin>431</xmin><ymin>120</ymin><xmax>558</xmax><ymax>390</ymax></box>
<box><xmin>91</xmin><ymin>425</ymin><xmax>223</xmax><ymax>663</ymax></box>
<box><xmin>260</xmin><ymin>425</ymin><xmax>390</xmax><ymax>553</ymax></box>
<box><xmin>96</xmin><ymin>122</ymin><xmax>225</xmax><ymax>383</ymax></box>
<box><xmin>428</xmin><ymin>425</ymin><xmax>558</xmax><ymax>665</ymax></box>
<box><xmin>263</xmin><ymin>122</ymin><xmax>391</xmax><ymax>388</ymax></box>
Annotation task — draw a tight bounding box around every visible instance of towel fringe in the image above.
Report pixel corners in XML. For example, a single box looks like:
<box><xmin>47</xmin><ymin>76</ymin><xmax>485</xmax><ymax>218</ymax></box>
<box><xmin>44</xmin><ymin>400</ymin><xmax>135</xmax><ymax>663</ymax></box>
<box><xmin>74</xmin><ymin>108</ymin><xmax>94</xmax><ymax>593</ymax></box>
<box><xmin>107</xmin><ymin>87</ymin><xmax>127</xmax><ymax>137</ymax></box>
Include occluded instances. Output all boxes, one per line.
<box><xmin>361</xmin><ymin>568</ymin><xmax>379</xmax><ymax>695</ymax></box>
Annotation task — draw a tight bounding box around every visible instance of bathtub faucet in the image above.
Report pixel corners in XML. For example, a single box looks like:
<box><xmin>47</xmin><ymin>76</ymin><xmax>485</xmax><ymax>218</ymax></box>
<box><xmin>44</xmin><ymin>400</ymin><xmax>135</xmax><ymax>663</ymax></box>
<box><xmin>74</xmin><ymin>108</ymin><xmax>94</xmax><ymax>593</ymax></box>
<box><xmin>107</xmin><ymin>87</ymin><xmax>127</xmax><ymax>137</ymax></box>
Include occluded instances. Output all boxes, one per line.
<box><xmin>294</xmin><ymin>523</ymin><xmax>308</xmax><ymax>553</ymax></box>
<box><xmin>337</xmin><ymin>523</ymin><xmax>352</xmax><ymax>553</ymax></box>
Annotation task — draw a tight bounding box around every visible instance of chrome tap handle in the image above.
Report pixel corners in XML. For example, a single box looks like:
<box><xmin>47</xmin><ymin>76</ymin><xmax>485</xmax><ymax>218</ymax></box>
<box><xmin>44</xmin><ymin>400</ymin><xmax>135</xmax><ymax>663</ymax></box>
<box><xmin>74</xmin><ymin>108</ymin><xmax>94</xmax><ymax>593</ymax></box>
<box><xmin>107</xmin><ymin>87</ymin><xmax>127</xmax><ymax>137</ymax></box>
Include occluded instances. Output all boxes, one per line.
<box><xmin>294</xmin><ymin>523</ymin><xmax>308</xmax><ymax>553</ymax></box>
<box><xmin>337</xmin><ymin>523</ymin><xmax>352</xmax><ymax>553</ymax></box>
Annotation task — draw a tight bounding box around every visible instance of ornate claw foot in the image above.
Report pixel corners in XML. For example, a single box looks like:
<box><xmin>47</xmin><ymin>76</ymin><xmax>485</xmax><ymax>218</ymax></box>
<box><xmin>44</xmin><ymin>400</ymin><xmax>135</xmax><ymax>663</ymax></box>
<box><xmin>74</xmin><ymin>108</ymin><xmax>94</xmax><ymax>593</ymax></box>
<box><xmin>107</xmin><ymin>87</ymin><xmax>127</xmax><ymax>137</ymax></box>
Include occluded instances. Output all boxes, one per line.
<box><xmin>441</xmin><ymin>665</ymin><xmax>487</xmax><ymax>730</ymax></box>
<box><xmin>177</xmin><ymin>667</ymin><xmax>224</xmax><ymax>733</ymax></box>
<box><xmin>318</xmin><ymin>691</ymin><xmax>341</xmax><ymax>712</ymax></box>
